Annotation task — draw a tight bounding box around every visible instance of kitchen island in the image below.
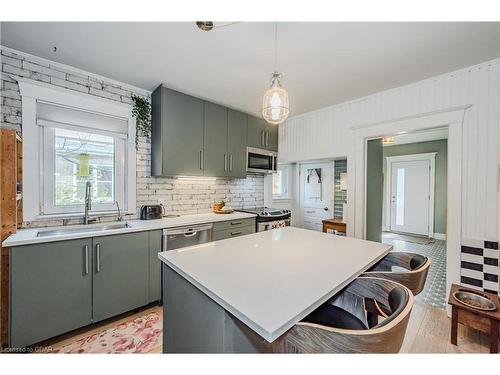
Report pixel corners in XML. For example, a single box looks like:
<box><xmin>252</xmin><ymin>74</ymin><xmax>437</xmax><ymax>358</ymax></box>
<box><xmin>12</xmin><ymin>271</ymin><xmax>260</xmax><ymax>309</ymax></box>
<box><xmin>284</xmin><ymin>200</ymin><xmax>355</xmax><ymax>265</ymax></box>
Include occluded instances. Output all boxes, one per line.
<box><xmin>158</xmin><ymin>227</ymin><xmax>392</xmax><ymax>353</ymax></box>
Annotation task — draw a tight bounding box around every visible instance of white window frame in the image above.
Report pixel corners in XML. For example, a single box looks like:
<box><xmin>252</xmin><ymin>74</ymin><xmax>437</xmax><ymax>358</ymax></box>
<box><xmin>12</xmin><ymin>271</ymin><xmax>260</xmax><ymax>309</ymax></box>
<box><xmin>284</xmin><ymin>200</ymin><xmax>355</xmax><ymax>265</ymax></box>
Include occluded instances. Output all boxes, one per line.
<box><xmin>41</xmin><ymin>127</ymin><xmax>125</xmax><ymax>215</ymax></box>
<box><xmin>18</xmin><ymin>78</ymin><xmax>137</xmax><ymax>222</ymax></box>
<box><xmin>272</xmin><ymin>164</ymin><xmax>292</xmax><ymax>200</ymax></box>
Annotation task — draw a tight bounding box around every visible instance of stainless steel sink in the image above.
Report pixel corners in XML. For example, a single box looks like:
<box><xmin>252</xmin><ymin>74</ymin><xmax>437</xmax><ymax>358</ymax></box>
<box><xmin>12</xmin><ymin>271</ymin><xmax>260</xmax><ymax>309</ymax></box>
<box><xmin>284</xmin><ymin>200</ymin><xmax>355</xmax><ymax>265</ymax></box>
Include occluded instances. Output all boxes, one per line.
<box><xmin>37</xmin><ymin>223</ymin><xmax>131</xmax><ymax>237</ymax></box>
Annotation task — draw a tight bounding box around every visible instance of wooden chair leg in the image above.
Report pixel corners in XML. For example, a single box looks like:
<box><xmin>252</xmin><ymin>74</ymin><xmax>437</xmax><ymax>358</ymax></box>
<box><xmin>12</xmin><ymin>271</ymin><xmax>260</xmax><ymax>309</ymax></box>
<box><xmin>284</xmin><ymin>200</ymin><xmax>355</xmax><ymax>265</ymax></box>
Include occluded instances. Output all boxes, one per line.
<box><xmin>451</xmin><ymin>306</ymin><xmax>458</xmax><ymax>346</ymax></box>
<box><xmin>490</xmin><ymin>320</ymin><xmax>498</xmax><ymax>354</ymax></box>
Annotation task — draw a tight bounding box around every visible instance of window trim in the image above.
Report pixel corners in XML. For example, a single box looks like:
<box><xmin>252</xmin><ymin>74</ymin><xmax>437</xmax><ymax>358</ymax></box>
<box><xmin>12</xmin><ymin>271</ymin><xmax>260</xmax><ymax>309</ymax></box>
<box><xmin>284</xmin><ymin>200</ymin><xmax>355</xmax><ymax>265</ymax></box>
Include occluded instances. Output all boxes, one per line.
<box><xmin>272</xmin><ymin>164</ymin><xmax>293</xmax><ymax>200</ymax></box>
<box><xmin>18</xmin><ymin>78</ymin><xmax>137</xmax><ymax>222</ymax></box>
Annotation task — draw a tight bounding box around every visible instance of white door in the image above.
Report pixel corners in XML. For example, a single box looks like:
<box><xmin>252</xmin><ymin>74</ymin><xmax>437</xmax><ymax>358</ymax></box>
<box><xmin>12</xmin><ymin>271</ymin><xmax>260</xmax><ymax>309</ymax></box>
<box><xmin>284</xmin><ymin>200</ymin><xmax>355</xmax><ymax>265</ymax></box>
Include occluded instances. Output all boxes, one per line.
<box><xmin>390</xmin><ymin>160</ymin><xmax>431</xmax><ymax>236</ymax></box>
<box><xmin>299</xmin><ymin>163</ymin><xmax>333</xmax><ymax>231</ymax></box>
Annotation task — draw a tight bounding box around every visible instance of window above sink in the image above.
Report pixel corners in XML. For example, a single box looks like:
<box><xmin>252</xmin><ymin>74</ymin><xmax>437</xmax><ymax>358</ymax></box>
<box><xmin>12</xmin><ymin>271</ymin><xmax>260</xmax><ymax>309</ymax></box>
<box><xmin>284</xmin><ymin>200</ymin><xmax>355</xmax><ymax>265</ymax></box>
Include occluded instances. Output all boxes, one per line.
<box><xmin>17</xmin><ymin>79</ymin><xmax>137</xmax><ymax>222</ymax></box>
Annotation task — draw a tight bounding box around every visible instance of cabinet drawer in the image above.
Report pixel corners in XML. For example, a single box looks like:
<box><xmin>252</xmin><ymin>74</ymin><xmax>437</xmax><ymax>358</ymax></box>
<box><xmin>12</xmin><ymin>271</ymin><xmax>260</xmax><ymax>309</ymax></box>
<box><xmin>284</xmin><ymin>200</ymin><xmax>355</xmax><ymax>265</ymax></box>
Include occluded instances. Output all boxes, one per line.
<box><xmin>212</xmin><ymin>225</ymin><xmax>255</xmax><ymax>241</ymax></box>
<box><xmin>303</xmin><ymin>207</ymin><xmax>331</xmax><ymax>219</ymax></box>
<box><xmin>213</xmin><ymin>217</ymin><xmax>255</xmax><ymax>232</ymax></box>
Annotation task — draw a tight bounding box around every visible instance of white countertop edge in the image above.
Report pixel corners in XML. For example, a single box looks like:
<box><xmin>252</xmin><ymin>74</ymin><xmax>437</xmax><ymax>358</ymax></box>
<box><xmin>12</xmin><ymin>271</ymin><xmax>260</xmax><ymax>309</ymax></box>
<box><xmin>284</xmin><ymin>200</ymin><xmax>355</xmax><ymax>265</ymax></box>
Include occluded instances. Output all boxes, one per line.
<box><xmin>158</xmin><ymin>243</ymin><xmax>392</xmax><ymax>343</ymax></box>
<box><xmin>2</xmin><ymin>212</ymin><xmax>257</xmax><ymax>247</ymax></box>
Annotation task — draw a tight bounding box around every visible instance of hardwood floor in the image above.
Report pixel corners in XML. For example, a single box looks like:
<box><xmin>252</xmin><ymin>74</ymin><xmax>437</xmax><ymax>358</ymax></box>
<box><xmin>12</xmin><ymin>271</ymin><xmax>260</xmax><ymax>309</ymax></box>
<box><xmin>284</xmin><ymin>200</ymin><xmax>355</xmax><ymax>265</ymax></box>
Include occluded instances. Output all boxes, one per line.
<box><xmin>39</xmin><ymin>302</ymin><xmax>492</xmax><ymax>353</ymax></box>
<box><xmin>401</xmin><ymin>301</ymin><xmax>492</xmax><ymax>353</ymax></box>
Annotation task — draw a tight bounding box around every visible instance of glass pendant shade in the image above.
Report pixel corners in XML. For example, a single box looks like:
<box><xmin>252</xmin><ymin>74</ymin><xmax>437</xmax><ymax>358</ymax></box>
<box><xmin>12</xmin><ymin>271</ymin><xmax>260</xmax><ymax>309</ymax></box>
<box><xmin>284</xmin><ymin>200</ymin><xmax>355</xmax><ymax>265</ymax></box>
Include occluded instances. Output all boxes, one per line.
<box><xmin>262</xmin><ymin>72</ymin><xmax>290</xmax><ymax>125</ymax></box>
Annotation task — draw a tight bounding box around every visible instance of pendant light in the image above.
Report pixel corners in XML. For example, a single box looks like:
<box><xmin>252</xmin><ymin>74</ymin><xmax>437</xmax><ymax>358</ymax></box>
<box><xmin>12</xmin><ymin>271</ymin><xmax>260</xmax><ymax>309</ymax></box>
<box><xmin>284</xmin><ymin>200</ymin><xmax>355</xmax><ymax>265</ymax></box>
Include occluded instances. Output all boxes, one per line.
<box><xmin>262</xmin><ymin>22</ymin><xmax>290</xmax><ymax>125</ymax></box>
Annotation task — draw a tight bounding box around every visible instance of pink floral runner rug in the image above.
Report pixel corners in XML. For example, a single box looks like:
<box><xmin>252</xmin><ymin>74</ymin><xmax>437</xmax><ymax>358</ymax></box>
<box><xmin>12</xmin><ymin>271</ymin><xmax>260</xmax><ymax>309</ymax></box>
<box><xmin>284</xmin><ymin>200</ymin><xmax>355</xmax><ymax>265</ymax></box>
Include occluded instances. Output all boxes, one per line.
<box><xmin>49</xmin><ymin>311</ymin><xmax>162</xmax><ymax>354</ymax></box>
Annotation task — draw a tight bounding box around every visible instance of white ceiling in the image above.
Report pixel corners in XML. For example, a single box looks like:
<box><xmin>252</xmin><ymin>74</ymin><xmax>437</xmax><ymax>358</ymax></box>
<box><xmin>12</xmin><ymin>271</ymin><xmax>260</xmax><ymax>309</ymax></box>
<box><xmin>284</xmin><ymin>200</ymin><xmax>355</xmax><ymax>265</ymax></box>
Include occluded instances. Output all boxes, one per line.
<box><xmin>1</xmin><ymin>22</ymin><xmax>499</xmax><ymax>117</ymax></box>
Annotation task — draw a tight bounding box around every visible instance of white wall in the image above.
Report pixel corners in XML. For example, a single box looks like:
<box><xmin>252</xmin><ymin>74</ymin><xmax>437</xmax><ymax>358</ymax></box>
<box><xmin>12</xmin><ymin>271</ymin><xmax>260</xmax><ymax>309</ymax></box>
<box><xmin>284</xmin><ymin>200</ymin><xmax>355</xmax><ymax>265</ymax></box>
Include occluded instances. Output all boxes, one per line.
<box><xmin>263</xmin><ymin>164</ymin><xmax>300</xmax><ymax>226</ymax></box>
<box><xmin>278</xmin><ymin>58</ymin><xmax>500</xmax><ymax>243</ymax></box>
<box><xmin>1</xmin><ymin>46</ymin><xmax>265</xmax><ymax>227</ymax></box>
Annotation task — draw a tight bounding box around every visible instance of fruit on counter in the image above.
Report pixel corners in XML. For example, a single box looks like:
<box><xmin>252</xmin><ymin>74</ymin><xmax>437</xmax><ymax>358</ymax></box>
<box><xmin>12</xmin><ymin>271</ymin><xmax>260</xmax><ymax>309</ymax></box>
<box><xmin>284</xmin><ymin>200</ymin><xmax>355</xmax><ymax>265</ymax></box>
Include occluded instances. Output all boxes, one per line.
<box><xmin>213</xmin><ymin>200</ymin><xmax>225</xmax><ymax>212</ymax></box>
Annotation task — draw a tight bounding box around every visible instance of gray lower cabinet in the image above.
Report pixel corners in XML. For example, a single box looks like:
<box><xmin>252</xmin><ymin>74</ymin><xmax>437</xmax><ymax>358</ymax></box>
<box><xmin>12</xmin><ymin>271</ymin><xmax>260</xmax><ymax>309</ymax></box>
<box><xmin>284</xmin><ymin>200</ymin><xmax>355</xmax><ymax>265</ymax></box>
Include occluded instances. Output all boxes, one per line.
<box><xmin>212</xmin><ymin>226</ymin><xmax>255</xmax><ymax>241</ymax></box>
<box><xmin>10</xmin><ymin>238</ymin><xmax>93</xmax><ymax>348</ymax></box>
<box><xmin>9</xmin><ymin>230</ymin><xmax>161</xmax><ymax>348</ymax></box>
<box><xmin>148</xmin><ymin>230</ymin><xmax>162</xmax><ymax>303</ymax></box>
<box><xmin>92</xmin><ymin>232</ymin><xmax>149</xmax><ymax>322</ymax></box>
<box><xmin>212</xmin><ymin>218</ymin><xmax>256</xmax><ymax>241</ymax></box>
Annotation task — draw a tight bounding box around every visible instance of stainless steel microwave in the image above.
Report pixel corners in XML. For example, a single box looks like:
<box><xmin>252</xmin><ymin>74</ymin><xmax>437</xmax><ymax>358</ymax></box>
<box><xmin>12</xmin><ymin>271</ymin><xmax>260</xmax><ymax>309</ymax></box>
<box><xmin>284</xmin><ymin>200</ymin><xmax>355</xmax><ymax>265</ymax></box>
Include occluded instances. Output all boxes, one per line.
<box><xmin>246</xmin><ymin>147</ymin><xmax>277</xmax><ymax>174</ymax></box>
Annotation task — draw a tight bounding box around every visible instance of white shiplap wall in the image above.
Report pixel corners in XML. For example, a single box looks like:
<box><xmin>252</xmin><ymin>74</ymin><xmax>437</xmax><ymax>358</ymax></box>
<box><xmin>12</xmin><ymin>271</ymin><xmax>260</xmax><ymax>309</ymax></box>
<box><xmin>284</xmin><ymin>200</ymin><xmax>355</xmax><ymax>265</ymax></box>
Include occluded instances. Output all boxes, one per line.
<box><xmin>279</xmin><ymin>58</ymin><xmax>500</xmax><ymax>242</ymax></box>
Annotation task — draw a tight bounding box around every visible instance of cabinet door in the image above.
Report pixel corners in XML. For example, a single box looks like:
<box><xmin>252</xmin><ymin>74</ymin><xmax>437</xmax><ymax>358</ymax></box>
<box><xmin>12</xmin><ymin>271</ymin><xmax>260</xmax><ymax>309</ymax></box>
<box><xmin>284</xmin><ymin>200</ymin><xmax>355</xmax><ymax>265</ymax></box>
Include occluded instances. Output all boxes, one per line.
<box><xmin>10</xmin><ymin>239</ymin><xmax>92</xmax><ymax>348</ymax></box>
<box><xmin>148</xmin><ymin>230</ymin><xmax>162</xmax><ymax>303</ymax></box>
<box><xmin>265</xmin><ymin>123</ymin><xmax>279</xmax><ymax>151</ymax></box>
<box><xmin>203</xmin><ymin>102</ymin><xmax>228</xmax><ymax>177</ymax></box>
<box><xmin>247</xmin><ymin>115</ymin><xmax>267</xmax><ymax>149</ymax></box>
<box><xmin>92</xmin><ymin>232</ymin><xmax>149</xmax><ymax>322</ymax></box>
<box><xmin>227</xmin><ymin>109</ymin><xmax>248</xmax><ymax>178</ymax></box>
<box><xmin>162</xmin><ymin>87</ymin><xmax>204</xmax><ymax>176</ymax></box>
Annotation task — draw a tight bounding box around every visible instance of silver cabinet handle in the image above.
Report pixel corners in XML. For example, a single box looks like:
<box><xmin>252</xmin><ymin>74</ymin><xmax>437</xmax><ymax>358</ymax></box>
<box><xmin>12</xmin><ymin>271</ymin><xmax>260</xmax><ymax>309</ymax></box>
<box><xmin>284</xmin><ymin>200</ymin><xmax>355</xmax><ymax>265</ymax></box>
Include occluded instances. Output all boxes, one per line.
<box><xmin>229</xmin><ymin>154</ymin><xmax>233</xmax><ymax>172</ymax></box>
<box><xmin>83</xmin><ymin>244</ymin><xmax>89</xmax><ymax>275</ymax></box>
<box><xmin>95</xmin><ymin>243</ymin><xmax>101</xmax><ymax>273</ymax></box>
<box><xmin>261</xmin><ymin>130</ymin><xmax>265</xmax><ymax>146</ymax></box>
<box><xmin>230</xmin><ymin>231</ymin><xmax>242</xmax><ymax>236</ymax></box>
<box><xmin>224</xmin><ymin>154</ymin><xmax>227</xmax><ymax>172</ymax></box>
<box><xmin>199</xmin><ymin>150</ymin><xmax>204</xmax><ymax>170</ymax></box>
<box><xmin>230</xmin><ymin>221</ymin><xmax>242</xmax><ymax>225</ymax></box>
<box><xmin>265</xmin><ymin>131</ymin><xmax>269</xmax><ymax>146</ymax></box>
<box><xmin>184</xmin><ymin>231</ymin><xmax>198</xmax><ymax>237</ymax></box>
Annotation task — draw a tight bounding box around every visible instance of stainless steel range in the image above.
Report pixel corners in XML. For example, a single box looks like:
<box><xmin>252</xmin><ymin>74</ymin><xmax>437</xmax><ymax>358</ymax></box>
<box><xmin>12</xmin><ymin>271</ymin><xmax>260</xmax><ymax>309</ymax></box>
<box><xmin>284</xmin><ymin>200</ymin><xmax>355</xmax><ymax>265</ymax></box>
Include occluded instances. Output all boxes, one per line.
<box><xmin>236</xmin><ymin>207</ymin><xmax>291</xmax><ymax>232</ymax></box>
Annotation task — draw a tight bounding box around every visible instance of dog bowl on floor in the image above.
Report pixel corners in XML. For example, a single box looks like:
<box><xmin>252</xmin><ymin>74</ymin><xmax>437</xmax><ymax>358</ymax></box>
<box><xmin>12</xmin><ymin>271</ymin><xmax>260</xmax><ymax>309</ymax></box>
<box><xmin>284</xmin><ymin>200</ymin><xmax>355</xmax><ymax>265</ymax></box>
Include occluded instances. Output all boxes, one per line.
<box><xmin>453</xmin><ymin>290</ymin><xmax>496</xmax><ymax>311</ymax></box>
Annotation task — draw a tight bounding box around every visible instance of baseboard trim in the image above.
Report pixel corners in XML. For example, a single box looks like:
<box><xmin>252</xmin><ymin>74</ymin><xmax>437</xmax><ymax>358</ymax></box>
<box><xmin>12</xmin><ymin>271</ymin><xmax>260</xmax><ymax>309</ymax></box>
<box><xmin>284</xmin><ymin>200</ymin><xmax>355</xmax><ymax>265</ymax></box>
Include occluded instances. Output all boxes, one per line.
<box><xmin>433</xmin><ymin>233</ymin><xmax>446</xmax><ymax>240</ymax></box>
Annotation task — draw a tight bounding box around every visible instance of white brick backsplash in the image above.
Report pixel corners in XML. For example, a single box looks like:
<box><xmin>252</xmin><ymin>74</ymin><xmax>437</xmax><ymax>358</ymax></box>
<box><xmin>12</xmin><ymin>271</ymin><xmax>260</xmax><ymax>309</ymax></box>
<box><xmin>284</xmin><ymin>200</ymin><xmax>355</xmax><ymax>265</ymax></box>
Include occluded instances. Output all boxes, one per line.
<box><xmin>1</xmin><ymin>89</ymin><xmax>21</xmax><ymax>100</ymax></box>
<box><xmin>22</xmin><ymin>61</ymin><xmax>66</xmax><ymax>79</ymax></box>
<box><xmin>89</xmin><ymin>87</ymin><xmax>122</xmax><ymax>101</ymax></box>
<box><xmin>1</xmin><ymin>47</ymin><xmax>264</xmax><ymax>227</ymax></box>
<box><xmin>50</xmin><ymin>77</ymin><xmax>89</xmax><ymax>93</ymax></box>
<box><xmin>1</xmin><ymin>55</ymin><xmax>22</xmax><ymax>68</ymax></box>
<box><xmin>3</xmin><ymin>63</ymin><xmax>50</xmax><ymax>83</ymax></box>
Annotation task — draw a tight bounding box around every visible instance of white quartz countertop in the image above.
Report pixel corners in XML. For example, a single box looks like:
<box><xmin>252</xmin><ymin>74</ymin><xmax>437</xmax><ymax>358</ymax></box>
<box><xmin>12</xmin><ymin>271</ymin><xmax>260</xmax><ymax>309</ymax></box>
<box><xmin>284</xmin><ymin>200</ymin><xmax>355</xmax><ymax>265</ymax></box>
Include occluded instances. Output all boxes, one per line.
<box><xmin>1</xmin><ymin>212</ymin><xmax>256</xmax><ymax>247</ymax></box>
<box><xmin>158</xmin><ymin>227</ymin><xmax>392</xmax><ymax>342</ymax></box>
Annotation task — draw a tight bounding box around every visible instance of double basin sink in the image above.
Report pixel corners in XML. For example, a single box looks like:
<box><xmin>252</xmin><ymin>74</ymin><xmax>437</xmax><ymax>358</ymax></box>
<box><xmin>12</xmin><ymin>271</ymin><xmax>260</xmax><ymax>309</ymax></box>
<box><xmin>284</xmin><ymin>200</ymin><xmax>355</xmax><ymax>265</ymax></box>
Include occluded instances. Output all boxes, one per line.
<box><xmin>36</xmin><ymin>222</ymin><xmax>131</xmax><ymax>237</ymax></box>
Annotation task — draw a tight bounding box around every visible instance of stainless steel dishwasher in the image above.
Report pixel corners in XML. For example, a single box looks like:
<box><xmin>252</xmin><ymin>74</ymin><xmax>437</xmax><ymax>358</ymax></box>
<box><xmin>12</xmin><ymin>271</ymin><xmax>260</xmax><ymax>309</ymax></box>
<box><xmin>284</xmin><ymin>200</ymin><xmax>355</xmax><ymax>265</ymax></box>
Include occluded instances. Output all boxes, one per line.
<box><xmin>162</xmin><ymin>223</ymin><xmax>213</xmax><ymax>251</ymax></box>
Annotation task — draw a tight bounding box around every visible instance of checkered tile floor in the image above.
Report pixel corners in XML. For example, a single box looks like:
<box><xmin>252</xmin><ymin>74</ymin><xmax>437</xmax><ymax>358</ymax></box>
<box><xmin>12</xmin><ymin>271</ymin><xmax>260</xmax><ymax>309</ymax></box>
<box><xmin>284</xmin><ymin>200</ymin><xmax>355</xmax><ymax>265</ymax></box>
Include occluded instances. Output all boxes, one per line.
<box><xmin>382</xmin><ymin>233</ymin><xmax>447</xmax><ymax>310</ymax></box>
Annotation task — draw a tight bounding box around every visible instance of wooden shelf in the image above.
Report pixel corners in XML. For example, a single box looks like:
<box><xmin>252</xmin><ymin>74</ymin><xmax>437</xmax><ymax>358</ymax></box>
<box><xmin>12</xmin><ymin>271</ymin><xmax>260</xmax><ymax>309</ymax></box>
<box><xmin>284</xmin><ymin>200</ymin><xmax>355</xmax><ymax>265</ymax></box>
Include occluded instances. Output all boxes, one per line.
<box><xmin>1</xmin><ymin>129</ymin><xmax>22</xmax><ymax>347</ymax></box>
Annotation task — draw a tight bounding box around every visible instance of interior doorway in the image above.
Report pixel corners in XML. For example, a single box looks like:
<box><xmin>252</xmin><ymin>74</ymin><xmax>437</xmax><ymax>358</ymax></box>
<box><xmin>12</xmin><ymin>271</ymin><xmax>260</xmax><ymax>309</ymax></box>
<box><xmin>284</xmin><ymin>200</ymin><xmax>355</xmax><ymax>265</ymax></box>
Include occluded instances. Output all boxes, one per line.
<box><xmin>367</xmin><ymin>128</ymin><xmax>449</xmax><ymax>309</ymax></box>
<box><xmin>298</xmin><ymin>162</ymin><xmax>333</xmax><ymax>231</ymax></box>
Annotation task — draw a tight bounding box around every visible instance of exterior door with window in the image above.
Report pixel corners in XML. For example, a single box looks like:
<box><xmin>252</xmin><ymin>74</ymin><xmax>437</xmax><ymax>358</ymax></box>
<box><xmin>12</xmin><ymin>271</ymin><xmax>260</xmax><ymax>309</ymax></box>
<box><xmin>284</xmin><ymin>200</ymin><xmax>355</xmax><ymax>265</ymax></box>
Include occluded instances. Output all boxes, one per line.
<box><xmin>299</xmin><ymin>163</ymin><xmax>333</xmax><ymax>231</ymax></box>
<box><xmin>390</xmin><ymin>160</ymin><xmax>431</xmax><ymax>236</ymax></box>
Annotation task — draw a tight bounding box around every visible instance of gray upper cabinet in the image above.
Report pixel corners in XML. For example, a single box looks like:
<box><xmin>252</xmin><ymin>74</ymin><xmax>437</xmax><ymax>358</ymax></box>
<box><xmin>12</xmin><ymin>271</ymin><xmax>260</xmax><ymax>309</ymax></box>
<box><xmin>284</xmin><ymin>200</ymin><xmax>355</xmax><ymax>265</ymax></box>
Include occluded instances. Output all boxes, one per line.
<box><xmin>92</xmin><ymin>232</ymin><xmax>150</xmax><ymax>322</ymax></box>
<box><xmin>152</xmin><ymin>85</ymin><xmax>275</xmax><ymax>177</ymax></box>
<box><xmin>247</xmin><ymin>115</ymin><xmax>278</xmax><ymax>151</ymax></box>
<box><xmin>266</xmin><ymin>123</ymin><xmax>279</xmax><ymax>151</ymax></box>
<box><xmin>152</xmin><ymin>86</ymin><xmax>204</xmax><ymax>176</ymax></box>
<box><xmin>10</xmin><ymin>238</ymin><xmax>93</xmax><ymax>348</ymax></box>
<box><xmin>247</xmin><ymin>115</ymin><xmax>268</xmax><ymax>149</ymax></box>
<box><xmin>203</xmin><ymin>102</ymin><xmax>228</xmax><ymax>177</ymax></box>
<box><xmin>227</xmin><ymin>109</ymin><xmax>248</xmax><ymax>178</ymax></box>
<box><xmin>204</xmin><ymin>104</ymin><xmax>248</xmax><ymax>178</ymax></box>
